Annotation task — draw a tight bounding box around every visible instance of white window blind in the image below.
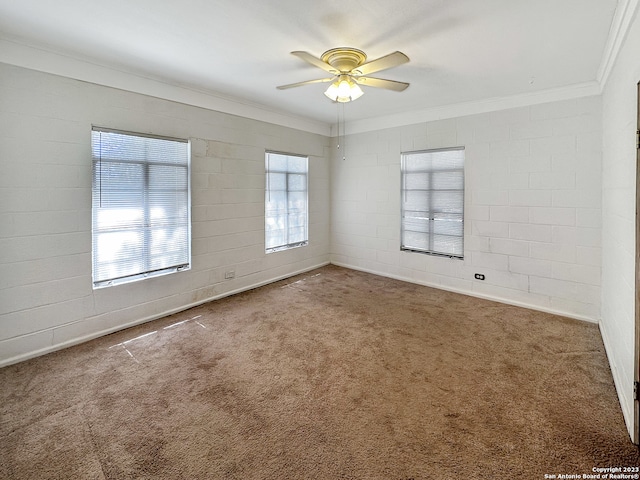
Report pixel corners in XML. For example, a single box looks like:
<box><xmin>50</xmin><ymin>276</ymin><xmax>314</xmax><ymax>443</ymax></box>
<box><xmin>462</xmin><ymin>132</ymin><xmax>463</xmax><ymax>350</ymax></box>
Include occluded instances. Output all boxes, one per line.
<box><xmin>91</xmin><ymin>127</ymin><xmax>190</xmax><ymax>288</ymax></box>
<box><xmin>401</xmin><ymin>147</ymin><xmax>465</xmax><ymax>258</ymax></box>
<box><xmin>265</xmin><ymin>152</ymin><xmax>308</xmax><ymax>253</ymax></box>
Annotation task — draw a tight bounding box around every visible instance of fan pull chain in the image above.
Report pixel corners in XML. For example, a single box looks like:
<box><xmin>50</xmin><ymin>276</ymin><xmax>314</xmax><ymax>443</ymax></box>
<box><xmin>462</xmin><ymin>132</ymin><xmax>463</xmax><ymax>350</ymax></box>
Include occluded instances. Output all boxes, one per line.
<box><xmin>336</xmin><ymin>102</ymin><xmax>346</xmax><ymax>161</ymax></box>
<box><xmin>336</xmin><ymin>102</ymin><xmax>340</xmax><ymax>152</ymax></box>
<box><xmin>341</xmin><ymin>102</ymin><xmax>346</xmax><ymax>161</ymax></box>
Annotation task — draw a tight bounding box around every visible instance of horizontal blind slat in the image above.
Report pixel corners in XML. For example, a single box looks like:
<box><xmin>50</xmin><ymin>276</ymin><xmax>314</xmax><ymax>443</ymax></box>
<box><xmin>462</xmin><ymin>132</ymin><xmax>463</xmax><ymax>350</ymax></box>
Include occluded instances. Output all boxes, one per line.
<box><xmin>92</xmin><ymin>128</ymin><xmax>190</xmax><ymax>287</ymax></box>
<box><xmin>401</xmin><ymin>148</ymin><xmax>464</xmax><ymax>258</ymax></box>
<box><xmin>265</xmin><ymin>152</ymin><xmax>308</xmax><ymax>252</ymax></box>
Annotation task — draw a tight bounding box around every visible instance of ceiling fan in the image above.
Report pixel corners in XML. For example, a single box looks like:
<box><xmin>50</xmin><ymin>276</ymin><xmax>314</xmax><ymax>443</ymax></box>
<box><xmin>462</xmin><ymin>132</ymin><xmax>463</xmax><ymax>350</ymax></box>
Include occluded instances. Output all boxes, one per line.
<box><xmin>277</xmin><ymin>47</ymin><xmax>410</xmax><ymax>103</ymax></box>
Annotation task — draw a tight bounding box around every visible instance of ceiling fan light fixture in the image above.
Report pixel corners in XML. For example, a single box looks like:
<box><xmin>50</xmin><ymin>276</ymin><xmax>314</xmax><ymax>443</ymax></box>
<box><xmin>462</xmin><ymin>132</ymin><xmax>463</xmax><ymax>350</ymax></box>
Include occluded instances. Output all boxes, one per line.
<box><xmin>346</xmin><ymin>82</ymin><xmax>364</xmax><ymax>102</ymax></box>
<box><xmin>324</xmin><ymin>75</ymin><xmax>364</xmax><ymax>103</ymax></box>
<box><xmin>279</xmin><ymin>48</ymin><xmax>409</xmax><ymax>101</ymax></box>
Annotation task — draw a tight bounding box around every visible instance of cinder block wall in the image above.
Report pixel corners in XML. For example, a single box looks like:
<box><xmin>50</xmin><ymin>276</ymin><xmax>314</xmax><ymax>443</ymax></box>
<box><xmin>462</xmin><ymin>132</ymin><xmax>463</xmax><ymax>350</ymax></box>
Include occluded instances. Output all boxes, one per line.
<box><xmin>600</xmin><ymin>4</ymin><xmax>640</xmax><ymax>442</ymax></box>
<box><xmin>331</xmin><ymin>97</ymin><xmax>603</xmax><ymax>321</ymax></box>
<box><xmin>0</xmin><ymin>63</ymin><xmax>331</xmax><ymax>366</ymax></box>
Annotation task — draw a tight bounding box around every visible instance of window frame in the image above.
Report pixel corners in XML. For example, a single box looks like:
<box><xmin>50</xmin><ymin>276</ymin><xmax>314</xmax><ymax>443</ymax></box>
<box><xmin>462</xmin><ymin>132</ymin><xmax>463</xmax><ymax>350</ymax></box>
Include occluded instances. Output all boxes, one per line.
<box><xmin>91</xmin><ymin>126</ymin><xmax>191</xmax><ymax>288</ymax></box>
<box><xmin>400</xmin><ymin>146</ymin><xmax>465</xmax><ymax>259</ymax></box>
<box><xmin>265</xmin><ymin>151</ymin><xmax>309</xmax><ymax>254</ymax></box>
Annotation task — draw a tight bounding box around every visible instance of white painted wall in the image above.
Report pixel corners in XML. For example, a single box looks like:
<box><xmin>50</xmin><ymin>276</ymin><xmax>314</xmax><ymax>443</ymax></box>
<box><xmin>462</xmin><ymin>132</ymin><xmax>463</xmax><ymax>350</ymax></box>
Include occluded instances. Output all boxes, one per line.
<box><xmin>0</xmin><ymin>63</ymin><xmax>331</xmax><ymax>366</ymax></box>
<box><xmin>1</xmin><ymin>26</ymin><xmax>638</xmax><ymax>441</ymax></box>
<box><xmin>601</xmin><ymin>6</ymin><xmax>640</xmax><ymax>442</ymax></box>
<box><xmin>331</xmin><ymin>97</ymin><xmax>602</xmax><ymax>322</ymax></box>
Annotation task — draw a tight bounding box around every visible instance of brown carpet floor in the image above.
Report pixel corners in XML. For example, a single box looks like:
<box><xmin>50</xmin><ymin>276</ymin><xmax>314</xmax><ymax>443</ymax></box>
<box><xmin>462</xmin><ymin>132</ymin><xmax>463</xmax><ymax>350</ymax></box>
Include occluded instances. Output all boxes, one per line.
<box><xmin>1</xmin><ymin>265</ymin><xmax>638</xmax><ymax>479</ymax></box>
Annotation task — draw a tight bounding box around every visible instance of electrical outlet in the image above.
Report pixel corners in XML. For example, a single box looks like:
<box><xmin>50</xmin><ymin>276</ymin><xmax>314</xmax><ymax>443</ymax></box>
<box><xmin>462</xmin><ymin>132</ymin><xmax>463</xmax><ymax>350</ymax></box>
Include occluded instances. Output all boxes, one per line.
<box><xmin>474</xmin><ymin>273</ymin><xmax>485</xmax><ymax>281</ymax></box>
<box><xmin>224</xmin><ymin>270</ymin><xmax>235</xmax><ymax>280</ymax></box>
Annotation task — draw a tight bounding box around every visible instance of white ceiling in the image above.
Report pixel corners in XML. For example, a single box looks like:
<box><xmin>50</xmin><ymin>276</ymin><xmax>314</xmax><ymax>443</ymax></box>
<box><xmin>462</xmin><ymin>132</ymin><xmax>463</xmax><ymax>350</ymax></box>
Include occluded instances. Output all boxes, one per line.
<box><xmin>0</xmin><ymin>0</ymin><xmax>622</xmax><ymax>133</ymax></box>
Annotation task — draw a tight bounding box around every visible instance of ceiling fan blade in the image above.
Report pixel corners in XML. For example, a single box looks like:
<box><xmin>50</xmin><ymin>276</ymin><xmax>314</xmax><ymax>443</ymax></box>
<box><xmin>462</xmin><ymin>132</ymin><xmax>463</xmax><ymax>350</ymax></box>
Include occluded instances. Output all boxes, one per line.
<box><xmin>353</xmin><ymin>51</ymin><xmax>409</xmax><ymax>76</ymax></box>
<box><xmin>290</xmin><ymin>51</ymin><xmax>337</xmax><ymax>74</ymax></box>
<box><xmin>277</xmin><ymin>77</ymin><xmax>336</xmax><ymax>90</ymax></box>
<box><xmin>354</xmin><ymin>76</ymin><xmax>410</xmax><ymax>92</ymax></box>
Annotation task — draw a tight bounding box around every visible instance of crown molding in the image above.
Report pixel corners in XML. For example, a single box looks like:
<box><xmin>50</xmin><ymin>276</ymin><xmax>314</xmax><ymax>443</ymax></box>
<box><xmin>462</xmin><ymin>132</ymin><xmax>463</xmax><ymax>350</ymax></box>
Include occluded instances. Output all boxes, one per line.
<box><xmin>338</xmin><ymin>0</ymin><xmax>639</xmax><ymax>136</ymax></box>
<box><xmin>597</xmin><ymin>0</ymin><xmax>640</xmax><ymax>88</ymax></box>
<box><xmin>337</xmin><ymin>81</ymin><xmax>602</xmax><ymax>136</ymax></box>
<box><xmin>4</xmin><ymin>0</ymin><xmax>634</xmax><ymax>142</ymax></box>
<box><xmin>0</xmin><ymin>35</ymin><xmax>331</xmax><ymax>137</ymax></box>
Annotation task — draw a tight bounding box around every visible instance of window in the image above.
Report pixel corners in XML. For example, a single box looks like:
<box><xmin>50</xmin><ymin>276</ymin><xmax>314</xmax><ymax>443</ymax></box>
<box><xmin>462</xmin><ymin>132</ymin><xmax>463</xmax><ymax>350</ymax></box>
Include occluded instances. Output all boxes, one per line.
<box><xmin>91</xmin><ymin>127</ymin><xmax>190</xmax><ymax>288</ymax></box>
<box><xmin>265</xmin><ymin>152</ymin><xmax>308</xmax><ymax>253</ymax></box>
<box><xmin>401</xmin><ymin>147</ymin><xmax>465</xmax><ymax>258</ymax></box>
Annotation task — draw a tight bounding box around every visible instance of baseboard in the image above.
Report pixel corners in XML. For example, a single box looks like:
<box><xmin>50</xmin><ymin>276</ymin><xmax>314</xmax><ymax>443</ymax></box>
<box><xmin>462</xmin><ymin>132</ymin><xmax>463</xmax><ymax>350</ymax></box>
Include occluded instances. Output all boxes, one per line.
<box><xmin>1</xmin><ymin>259</ymin><xmax>599</xmax><ymax>368</ymax></box>
<box><xmin>0</xmin><ymin>261</ymin><xmax>330</xmax><ymax>368</ymax></box>
<box><xmin>330</xmin><ymin>261</ymin><xmax>599</xmax><ymax>324</ymax></box>
<box><xmin>598</xmin><ymin>321</ymin><xmax>636</xmax><ymax>443</ymax></box>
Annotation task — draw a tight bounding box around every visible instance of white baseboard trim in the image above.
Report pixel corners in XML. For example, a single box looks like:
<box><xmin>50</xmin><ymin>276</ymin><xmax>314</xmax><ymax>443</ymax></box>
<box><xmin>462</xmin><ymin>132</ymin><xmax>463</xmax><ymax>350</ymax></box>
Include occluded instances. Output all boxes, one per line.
<box><xmin>330</xmin><ymin>261</ymin><xmax>599</xmax><ymax>324</ymax></box>
<box><xmin>0</xmin><ymin>261</ymin><xmax>330</xmax><ymax>368</ymax></box>
<box><xmin>2</xmin><ymin>259</ymin><xmax>599</xmax><ymax>369</ymax></box>
<box><xmin>598</xmin><ymin>322</ymin><xmax>636</xmax><ymax>442</ymax></box>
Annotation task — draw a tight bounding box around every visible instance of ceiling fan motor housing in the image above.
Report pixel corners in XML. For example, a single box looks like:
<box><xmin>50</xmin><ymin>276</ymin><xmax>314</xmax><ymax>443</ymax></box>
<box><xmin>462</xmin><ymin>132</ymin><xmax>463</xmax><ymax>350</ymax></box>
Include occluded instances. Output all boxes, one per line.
<box><xmin>276</xmin><ymin>47</ymin><xmax>409</xmax><ymax>95</ymax></box>
<box><xmin>321</xmin><ymin>47</ymin><xmax>367</xmax><ymax>74</ymax></box>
